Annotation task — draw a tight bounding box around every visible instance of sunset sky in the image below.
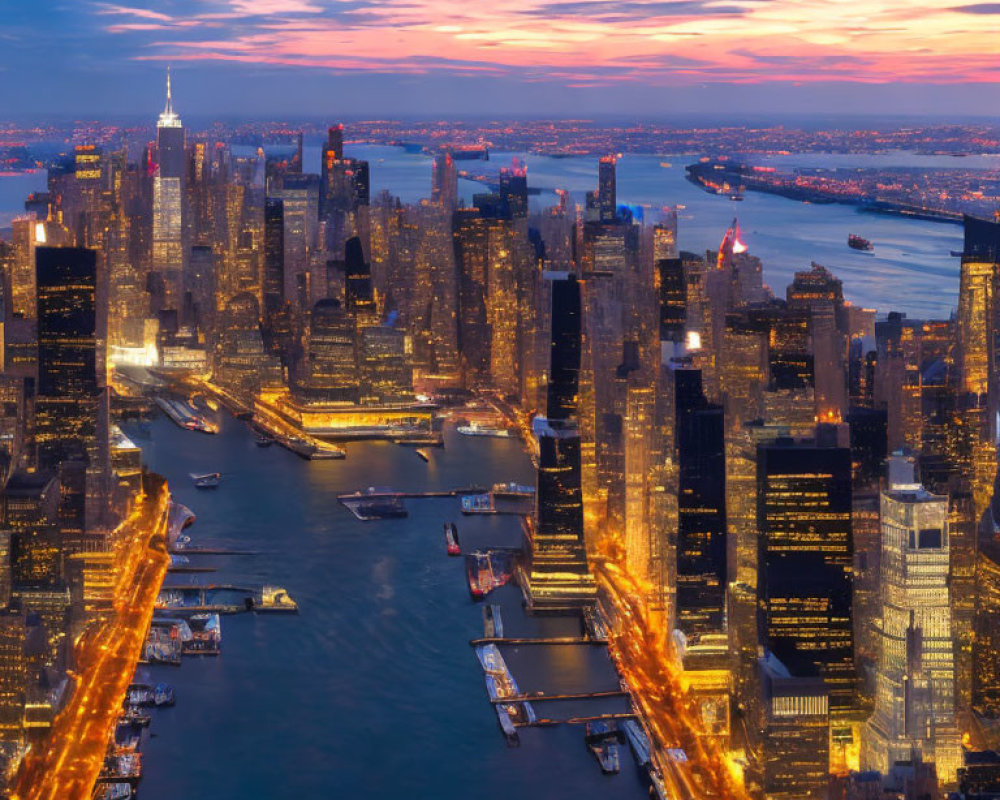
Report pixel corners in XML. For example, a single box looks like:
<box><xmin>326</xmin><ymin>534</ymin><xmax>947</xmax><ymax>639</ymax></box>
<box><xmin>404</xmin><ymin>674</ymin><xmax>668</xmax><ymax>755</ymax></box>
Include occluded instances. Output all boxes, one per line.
<box><xmin>3</xmin><ymin>0</ymin><xmax>1000</xmax><ymax>117</ymax></box>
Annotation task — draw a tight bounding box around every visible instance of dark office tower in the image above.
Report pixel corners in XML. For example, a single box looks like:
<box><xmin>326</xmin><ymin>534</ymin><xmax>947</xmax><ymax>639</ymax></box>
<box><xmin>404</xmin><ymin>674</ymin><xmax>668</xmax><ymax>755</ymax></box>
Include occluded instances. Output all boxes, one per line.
<box><xmin>547</xmin><ymin>274</ymin><xmax>582</xmax><ymax>421</ymax></box>
<box><xmin>34</xmin><ymin>247</ymin><xmax>109</xmax><ymax>534</ymax></box>
<box><xmin>263</xmin><ymin>198</ymin><xmax>284</xmax><ymax>313</ymax></box>
<box><xmin>351</xmin><ymin>161</ymin><xmax>370</xmax><ymax>208</ymax></box>
<box><xmin>499</xmin><ymin>164</ymin><xmax>528</xmax><ymax>219</ymax></box>
<box><xmin>658</xmin><ymin>257</ymin><xmax>686</xmax><ymax>343</ymax></box>
<box><xmin>431</xmin><ymin>152</ymin><xmax>458</xmax><ymax>210</ymax></box>
<box><xmin>326</xmin><ymin>124</ymin><xmax>344</xmax><ymax>162</ymax></box>
<box><xmin>344</xmin><ymin>236</ymin><xmax>374</xmax><ymax>320</ymax></box>
<box><xmin>598</xmin><ymin>156</ymin><xmax>617</xmax><ymax>222</ymax></box>
<box><xmin>35</xmin><ymin>247</ymin><xmax>97</xmax><ymax>461</ymax></box>
<box><xmin>757</xmin><ymin>431</ymin><xmax>856</xmax><ymax>712</ymax></box>
<box><xmin>524</xmin><ymin>274</ymin><xmax>596</xmax><ymax>612</ymax></box>
<box><xmin>673</xmin><ymin>366</ymin><xmax>726</xmax><ymax>636</ymax></box>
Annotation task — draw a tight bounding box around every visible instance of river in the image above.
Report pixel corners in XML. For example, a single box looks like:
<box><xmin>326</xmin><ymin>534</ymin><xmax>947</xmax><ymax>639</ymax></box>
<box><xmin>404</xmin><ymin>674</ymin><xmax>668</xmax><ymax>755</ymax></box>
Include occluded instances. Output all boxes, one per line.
<box><xmin>127</xmin><ymin>413</ymin><xmax>643</xmax><ymax>799</ymax></box>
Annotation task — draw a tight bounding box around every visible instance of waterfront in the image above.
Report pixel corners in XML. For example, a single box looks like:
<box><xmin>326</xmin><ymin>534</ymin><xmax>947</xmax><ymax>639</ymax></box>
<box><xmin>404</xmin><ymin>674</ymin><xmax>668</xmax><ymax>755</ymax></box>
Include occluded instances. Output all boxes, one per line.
<box><xmin>128</xmin><ymin>413</ymin><xmax>643</xmax><ymax>799</ymax></box>
<box><xmin>0</xmin><ymin>144</ymin><xmax>967</xmax><ymax>317</ymax></box>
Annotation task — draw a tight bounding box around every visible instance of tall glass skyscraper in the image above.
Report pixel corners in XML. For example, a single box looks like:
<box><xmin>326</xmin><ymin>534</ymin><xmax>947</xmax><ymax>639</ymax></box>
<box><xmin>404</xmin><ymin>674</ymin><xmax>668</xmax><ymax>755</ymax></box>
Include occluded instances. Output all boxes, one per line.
<box><xmin>152</xmin><ymin>68</ymin><xmax>185</xmax><ymax>312</ymax></box>
<box><xmin>862</xmin><ymin>461</ymin><xmax>960</xmax><ymax>783</ymax></box>
<box><xmin>524</xmin><ymin>273</ymin><xmax>597</xmax><ymax>611</ymax></box>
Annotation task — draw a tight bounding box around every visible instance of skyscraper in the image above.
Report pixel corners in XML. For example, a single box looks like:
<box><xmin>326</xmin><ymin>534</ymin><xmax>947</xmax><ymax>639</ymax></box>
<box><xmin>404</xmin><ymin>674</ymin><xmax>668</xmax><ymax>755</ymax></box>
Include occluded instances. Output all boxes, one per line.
<box><xmin>34</xmin><ymin>246</ymin><xmax>109</xmax><ymax>534</ymax></box>
<box><xmin>524</xmin><ymin>274</ymin><xmax>597</xmax><ymax>611</ymax></box>
<box><xmin>152</xmin><ymin>68</ymin><xmax>185</xmax><ymax>312</ymax></box>
<box><xmin>598</xmin><ymin>155</ymin><xmax>617</xmax><ymax>222</ymax></box>
<box><xmin>862</xmin><ymin>461</ymin><xmax>961</xmax><ymax>783</ymax></box>
<box><xmin>673</xmin><ymin>365</ymin><xmax>727</xmax><ymax>637</ymax></box>
<box><xmin>757</xmin><ymin>429</ymin><xmax>856</xmax><ymax>712</ymax></box>
<box><xmin>263</xmin><ymin>198</ymin><xmax>285</xmax><ymax>313</ymax></box>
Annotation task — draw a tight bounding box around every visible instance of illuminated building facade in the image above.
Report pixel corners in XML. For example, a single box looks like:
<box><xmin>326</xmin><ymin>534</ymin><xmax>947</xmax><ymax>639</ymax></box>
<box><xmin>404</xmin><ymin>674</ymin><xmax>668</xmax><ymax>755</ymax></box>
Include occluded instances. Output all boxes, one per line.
<box><xmin>756</xmin><ymin>430</ymin><xmax>856</xmax><ymax>713</ymax></box>
<box><xmin>34</xmin><ymin>246</ymin><xmax>110</xmax><ymax>534</ymax></box>
<box><xmin>754</xmin><ymin>652</ymin><xmax>830</xmax><ymax>800</ymax></box>
<box><xmin>152</xmin><ymin>69</ymin><xmax>185</xmax><ymax>312</ymax></box>
<box><xmin>862</xmin><ymin>470</ymin><xmax>960</xmax><ymax>783</ymax></box>
<box><xmin>524</xmin><ymin>274</ymin><xmax>597</xmax><ymax>611</ymax></box>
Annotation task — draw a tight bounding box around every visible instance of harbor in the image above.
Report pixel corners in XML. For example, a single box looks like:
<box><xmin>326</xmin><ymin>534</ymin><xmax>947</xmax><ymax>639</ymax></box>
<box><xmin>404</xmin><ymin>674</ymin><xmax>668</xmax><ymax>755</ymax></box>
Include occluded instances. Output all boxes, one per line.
<box><xmin>127</xmin><ymin>410</ymin><xmax>649</xmax><ymax>800</ymax></box>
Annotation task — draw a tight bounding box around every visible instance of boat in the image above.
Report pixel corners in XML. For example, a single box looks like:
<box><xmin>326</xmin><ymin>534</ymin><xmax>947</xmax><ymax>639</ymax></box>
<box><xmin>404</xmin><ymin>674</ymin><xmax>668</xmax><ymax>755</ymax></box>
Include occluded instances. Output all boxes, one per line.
<box><xmin>254</xmin><ymin>432</ymin><xmax>273</xmax><ymax>447</ymax></box>
<box><xmin>456</xmin><ymin>421</ymin><xmax>513</xmax><ymax>438</ymax></box>
<box><xmin>491</xmin><ymin>482</ymin><xmax>535</xmax><ymax>499</ymax></box>
<box><xmin>255</xmin><ymin>585</ymin><xmax>298</xmax><ymax>613</ymax></box>
<box><xmin>153</xmin><ymin>683</ymin><xmax>175</xmax><ymax>706</ymax></box>
<box><xmin>659</xmin><ymin>161</ymin><xmax>672</xmax><ymax>168</ymax></box>
<box><xmin>729</xmin><ymin>193</ymin><xmax>744</xmax><ymax>201</ymax></box>
<box><xmin>621</xmin><ymin>719</ymin><xmax>651</xmax><ymax>768</ymax></box>
<box><xmin>445</xmin><ymin>522</ymin><xmax>461</xmax><ymax>556</ymax></box>
<box><xmin>415</xmin><ymin>448</ymin><xmax>430</xmax><ymax>463</ymax></box>
<box><xmin>466</xmin><ymin>553</ymin><xmax>485</xmax><ymax>600</ymax></box>
<box><xmin>848</xmin><ymin>233</ymin><xmax>874</xmax><ymax>251</ymax></box>
<box><xmin>190</xmin><ymin>472</ymin><xmax>221</xmax><ymax>489</ymax></box>
<box><xmin>585</xmin><ymin>721</ymin><xmax>622</xmax><ymax>774</ymax></box>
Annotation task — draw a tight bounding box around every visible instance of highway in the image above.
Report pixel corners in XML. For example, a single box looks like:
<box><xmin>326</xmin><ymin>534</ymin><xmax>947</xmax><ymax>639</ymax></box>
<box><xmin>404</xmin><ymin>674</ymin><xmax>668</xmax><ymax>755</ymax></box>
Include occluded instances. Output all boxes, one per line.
<box><xmin>10</xmin><ymin>479</ymin><xmax>171</xmax><ymax>800</ymax></box>
<box><xmin>593</xmin><ymin>548</ymin><xmax>749</xmax><ymax>800</ymax></box>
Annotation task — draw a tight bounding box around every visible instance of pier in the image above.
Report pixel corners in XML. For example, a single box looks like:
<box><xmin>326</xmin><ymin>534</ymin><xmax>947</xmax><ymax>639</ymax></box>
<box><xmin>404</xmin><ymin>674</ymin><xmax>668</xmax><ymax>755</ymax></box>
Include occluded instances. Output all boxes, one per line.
<box><xmin>490</xmin><ymin>689</ymin><xmax>629</xmax><ymax>704</ymax></box>
<box><xmin>519</xmin><ymin>712</ymin><xmax>637</xmax><ymax>728</ymax></box>
<box><xmin>169</xmin><ymin>546</ymin><xmax>260</xmax><ymax>555</ymax></box>
<box><xmin>470</xmin><ymin>636</ymin><xmax>608</xmax><ymax>646</ymax></box>
<box><xmin>154</xmin><ymin>396</ymin><xmax>218</xmax><ymax>434</ymax></box>
<box><xmin>157</xmin><ymin>583</ymin><xmax>297</xmax><ymax>614</ymax></box>
<box><xmin>337</xmin><ymin>486</ymin><xmax>489</xmax><ymax>501</ymax></box>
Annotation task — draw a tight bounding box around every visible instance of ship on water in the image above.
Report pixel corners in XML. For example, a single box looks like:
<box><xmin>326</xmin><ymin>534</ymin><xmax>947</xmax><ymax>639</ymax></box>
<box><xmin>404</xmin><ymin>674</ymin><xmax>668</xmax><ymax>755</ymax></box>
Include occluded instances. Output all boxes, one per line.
<box><xmin>190</xmin><ymin>472</ymin><xmax>221</xmax><ymax>489</ymax></box>
<box><xmin>585</xmin><ymin>721</ymin><xmax>622</xmax><ymax>774</ymax></box>
<box><xmin>444</xmin><ymin>522</ymin><xmax>461</xmax><ymax>556</ymax></box>
<box><xmin>456</xmin><ymin>421</ymin><xmax>513</xmax><ymax>438</ymax></box>
<box><xmin>339</xmin><ymin>487</ymin><xmax>408</xmax><ymax>520</ymax></box>
<box><xmin>848</xmin><ymin>233</ymin><xmax>874</xmax><ymax>251</ymax></box>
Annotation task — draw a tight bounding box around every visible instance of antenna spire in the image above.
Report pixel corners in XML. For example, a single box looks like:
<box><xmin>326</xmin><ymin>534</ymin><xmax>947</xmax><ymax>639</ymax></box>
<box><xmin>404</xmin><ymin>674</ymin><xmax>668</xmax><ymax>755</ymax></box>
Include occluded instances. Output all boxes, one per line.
<box><xmin>165</xmin><ymin>66</ymin><xmax>172</xmax><ymax>115</ymax></box>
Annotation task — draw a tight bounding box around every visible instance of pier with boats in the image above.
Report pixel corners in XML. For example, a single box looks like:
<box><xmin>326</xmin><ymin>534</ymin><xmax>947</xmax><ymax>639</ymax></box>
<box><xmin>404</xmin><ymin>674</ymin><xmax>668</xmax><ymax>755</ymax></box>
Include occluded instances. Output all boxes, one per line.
<box><xmin>155</xmin><ymin>583</ymin><xmax>298</xmax><ymax>614</ymax></box>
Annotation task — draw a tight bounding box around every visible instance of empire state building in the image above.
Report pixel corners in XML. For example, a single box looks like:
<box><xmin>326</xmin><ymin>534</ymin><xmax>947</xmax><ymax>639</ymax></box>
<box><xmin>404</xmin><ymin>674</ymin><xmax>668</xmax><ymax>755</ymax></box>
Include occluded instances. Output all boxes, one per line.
<box><xmin>152</xmin><ymin>67</ymin><xmax>185</xmax><ymax>312</ymax></box>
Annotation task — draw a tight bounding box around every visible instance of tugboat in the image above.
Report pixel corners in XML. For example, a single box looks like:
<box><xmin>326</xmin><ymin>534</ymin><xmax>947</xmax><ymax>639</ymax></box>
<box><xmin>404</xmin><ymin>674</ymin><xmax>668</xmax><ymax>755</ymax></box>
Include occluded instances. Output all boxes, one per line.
<box><xmin>190</xmin><ymin>472</ymin><xmax>221</xmax><ymax>489</ymax></box>
<box><xmin>466</xmin><ymin>553</ymin><xmax>485</xmax><ymax>600</ymax></box>
<box><xmin>444</xmin><ymin>522</ymin><xmax>461</xmax><ymax>556</ymax></box>
<box><xmin>585</xmin><ymin>721</ymin><xmax>622</xmax><ymax>774</ymax></box>
<box><xmin>848</xmin><ymin>233</ymin><xmax>874</xmax><ymax>252</ymax></box>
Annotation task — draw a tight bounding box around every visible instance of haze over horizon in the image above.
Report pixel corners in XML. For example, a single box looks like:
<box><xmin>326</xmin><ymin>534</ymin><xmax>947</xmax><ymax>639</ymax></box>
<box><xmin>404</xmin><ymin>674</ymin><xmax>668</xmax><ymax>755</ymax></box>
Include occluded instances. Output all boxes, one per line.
<box><xmin>3</xmin><ymin>0</ymin><xmax>1000</xmax><ymax>118</ymax></box>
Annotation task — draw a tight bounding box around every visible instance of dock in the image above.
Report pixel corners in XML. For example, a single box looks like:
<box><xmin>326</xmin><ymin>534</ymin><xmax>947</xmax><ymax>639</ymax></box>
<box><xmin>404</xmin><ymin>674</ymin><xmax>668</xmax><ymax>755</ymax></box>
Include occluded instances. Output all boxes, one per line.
<box><xmin>154</xmin><ymin>396</ymin><xmax>217</xmax><ymax>434</ymax></box>
<box><xmin>470</xmin><ymin>636</ymin><xmax>608</xmax><ymax>646</ymax></box>
<box><xmin>490</xmin><ymin>689</ymin><xmax>629</xmax><ymax>704</ymax></box>
<box><xmin>156</xmin><ymin>583</ymin><xmax>297</xmax><ymax>614</ymax></box>
<box><xmin>169</xmin><ymin>546</ymin><xmax>260</xmax><ymax>555</ymax></box>
<box><xmin>519</xmin><ymin>712</ymin><xmax>637</xmax><ymax>728</ymax></box>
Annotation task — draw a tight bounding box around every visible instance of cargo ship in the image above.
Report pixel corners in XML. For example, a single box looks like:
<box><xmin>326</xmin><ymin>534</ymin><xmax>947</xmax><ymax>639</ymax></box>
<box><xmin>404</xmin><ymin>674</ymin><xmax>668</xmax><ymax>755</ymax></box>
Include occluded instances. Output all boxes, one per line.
<box><xmin>415</xmin><ymin>448</ymin><xmax>430</xmax><ymax>463</ymax></box>
<box><xmin>585</xmin><ymin>721</ymin><xmax>622</xmax><ymax>774</ymax></box>
<box><xmin>339</xmin><ymin>487</ymin><xmax>408</xmax><ymax>520</ymax></box>
<box><xmin>456</xmin><ymin>421</ymin><xmax>513</xmax><ymax>438</ymax></box>
<box><xmin>444</xmin><ymin>522</ymin><xmax>461</xmax><ymax>556</ymax></box>
<box><xmin>848</xmin><ymin>233</ymin><xmax>874</xmax><ymax>251</ymax></box>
